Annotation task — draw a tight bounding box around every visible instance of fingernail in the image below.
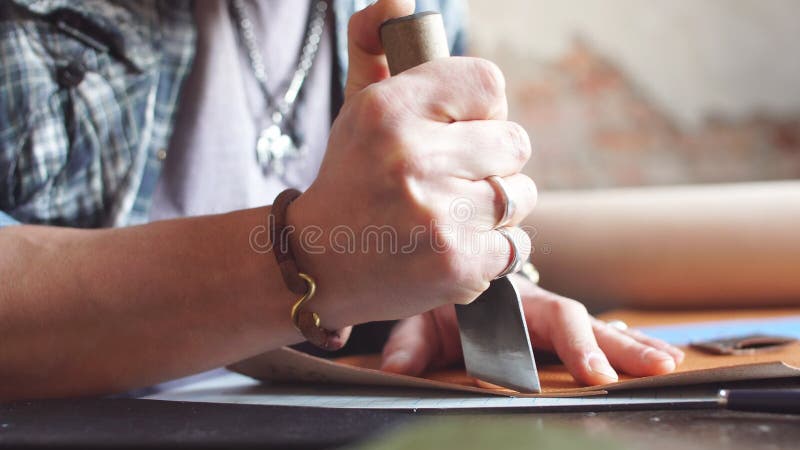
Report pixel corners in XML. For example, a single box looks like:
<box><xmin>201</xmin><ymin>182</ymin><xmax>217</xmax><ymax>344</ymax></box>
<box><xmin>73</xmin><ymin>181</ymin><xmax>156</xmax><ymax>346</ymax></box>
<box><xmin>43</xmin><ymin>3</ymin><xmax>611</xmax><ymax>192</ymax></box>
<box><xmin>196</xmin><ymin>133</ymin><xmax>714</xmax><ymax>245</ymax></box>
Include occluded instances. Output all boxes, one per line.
<box><xmin>643</xmin><ymin>348</ymin><xmax>676</xmax><ymax>371</ymax></box>
<box><xmin>381</xmin><ymin>350</ymin><xmax>412</xmax><ymax>373</ymax></box>
<box><xmin>587</xmin><ymin>353</ymin><xmax>618</xmax><ymax>382</ymax></box>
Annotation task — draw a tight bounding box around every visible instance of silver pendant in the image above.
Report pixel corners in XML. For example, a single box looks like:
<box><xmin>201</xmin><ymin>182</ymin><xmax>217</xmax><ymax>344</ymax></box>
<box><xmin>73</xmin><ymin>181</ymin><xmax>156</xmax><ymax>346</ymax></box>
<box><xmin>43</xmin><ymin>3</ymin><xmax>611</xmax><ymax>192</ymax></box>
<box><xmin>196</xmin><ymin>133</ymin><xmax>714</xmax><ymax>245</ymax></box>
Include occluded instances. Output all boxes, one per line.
<box><xmin>256</xmin><ymin>124</ymin><xmax>299</xmax><ymax>175</ymax></box>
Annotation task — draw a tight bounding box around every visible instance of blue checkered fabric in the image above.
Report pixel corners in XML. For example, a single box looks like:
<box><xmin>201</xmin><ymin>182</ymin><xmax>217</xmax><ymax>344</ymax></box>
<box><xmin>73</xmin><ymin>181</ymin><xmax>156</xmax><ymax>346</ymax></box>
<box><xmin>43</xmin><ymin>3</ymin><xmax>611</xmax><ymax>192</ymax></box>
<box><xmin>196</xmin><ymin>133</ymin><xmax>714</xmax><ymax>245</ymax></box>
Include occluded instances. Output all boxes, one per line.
<box><xmin>0</xmin><ymin>0</ymin><xmax>466</xmax><ymax>228</ymax></box>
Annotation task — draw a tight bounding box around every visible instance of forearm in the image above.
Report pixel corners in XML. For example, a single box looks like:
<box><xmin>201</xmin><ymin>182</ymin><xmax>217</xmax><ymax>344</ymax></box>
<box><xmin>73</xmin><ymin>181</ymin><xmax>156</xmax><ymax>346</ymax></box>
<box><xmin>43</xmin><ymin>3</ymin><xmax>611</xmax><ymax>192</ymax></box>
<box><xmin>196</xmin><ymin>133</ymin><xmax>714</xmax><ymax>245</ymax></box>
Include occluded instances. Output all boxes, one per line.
<box><xmin>526</xmin><ymin>181</ymin><xmax>800</xmax><ymax>309</ymax></box>
<box><xmin>0</xmin><ymin>207</ymin><xmax>300</xmax><ymax>399</ymax></box>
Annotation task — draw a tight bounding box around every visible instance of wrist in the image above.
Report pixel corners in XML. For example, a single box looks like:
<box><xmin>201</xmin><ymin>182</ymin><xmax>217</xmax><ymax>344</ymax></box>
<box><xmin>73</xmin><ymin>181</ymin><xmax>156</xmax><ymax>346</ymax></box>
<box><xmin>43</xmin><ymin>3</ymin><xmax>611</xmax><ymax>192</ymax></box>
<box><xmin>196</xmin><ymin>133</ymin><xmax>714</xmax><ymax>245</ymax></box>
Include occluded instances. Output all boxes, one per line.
<box><xmin>280</xmin><ymin>189</ymin><xmax>352</xmax><ymax>345</ymax></box>
<box><xmin>285</xmin><ymin>194</ymin><xmax>347</xmax><ymax>329</ymax></box>
<box><xmin>232</xmin><ymin>206</ymin><xmax>303</xmax><ymax>344</ymax></box>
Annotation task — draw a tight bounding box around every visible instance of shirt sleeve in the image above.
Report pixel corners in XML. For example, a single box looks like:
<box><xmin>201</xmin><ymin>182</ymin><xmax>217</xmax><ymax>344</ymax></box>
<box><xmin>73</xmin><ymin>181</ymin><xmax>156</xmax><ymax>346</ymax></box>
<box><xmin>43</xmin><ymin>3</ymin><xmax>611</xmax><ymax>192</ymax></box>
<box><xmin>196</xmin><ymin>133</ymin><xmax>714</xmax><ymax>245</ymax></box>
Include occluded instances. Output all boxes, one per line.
<box><xmin>0</xmin><ymin>211</ymin><xmax>20</xmax><ymax>227</ymax></box>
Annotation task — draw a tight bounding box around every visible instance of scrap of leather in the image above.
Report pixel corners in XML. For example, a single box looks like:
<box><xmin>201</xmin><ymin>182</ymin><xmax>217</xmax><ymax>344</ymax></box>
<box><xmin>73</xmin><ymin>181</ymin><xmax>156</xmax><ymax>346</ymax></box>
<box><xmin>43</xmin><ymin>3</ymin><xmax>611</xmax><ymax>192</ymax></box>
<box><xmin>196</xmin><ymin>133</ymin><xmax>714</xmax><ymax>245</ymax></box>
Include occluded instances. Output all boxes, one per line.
<box><xmin>690</xmin><ymin>334</ymin><xmax>797</xmax><ymax>355</ymax></box>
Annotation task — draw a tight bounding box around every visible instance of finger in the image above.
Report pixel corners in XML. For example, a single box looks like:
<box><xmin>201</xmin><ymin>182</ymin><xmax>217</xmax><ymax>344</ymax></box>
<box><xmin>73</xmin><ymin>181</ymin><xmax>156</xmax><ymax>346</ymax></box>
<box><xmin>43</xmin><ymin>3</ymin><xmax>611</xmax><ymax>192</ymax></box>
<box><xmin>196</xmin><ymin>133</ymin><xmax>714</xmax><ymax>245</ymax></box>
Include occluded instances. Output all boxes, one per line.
<box><xmin>592</xmin><ymin>321</ymin><xmax>678</xmax><ymax>376</ymax></box>
<box><xmin>379</xmin><ymin>57</ymin><xmax>508</xmax><ymax>122</ymax></box>
<box><xmin>618</xmin><ymin>327</ymin><xmax>685</xmax><ymax>366</ymax></box>
<box><xmin>381</xmin><ymin>314</ymin><xmax>437</xmax><ymax>376</ymax></box>
<box><xmin>454</xmin><ymin>175</ymin><xmax>536</xmax><ymax>232</ymax></box>
<box><xmin>479</xmin><ymin>226</ymin><xmax>532</xmax><ymax>282</ymax></box>
<box><xmin>530</xmin><ymin>294</ymin><xmax>619</xmax><ymax>385</ymax></box>
<box><xmin>345</xmin><ymin>0</ymin><xmax>415</xmax><ymax>100</ymax></box>
<box><xmin>427</xmin><ymin>120</ymin><xmax>532</xmax><ymax>180</ymax></box>
<box><xmin>596</xmin><ymin>319</ymin><xmax>685</xmax><ymax>365</ymax></box>
<box><xmin>485</xmin><ymin>174</ymin><xmax>537</xmax><ymax>228</ymax></box>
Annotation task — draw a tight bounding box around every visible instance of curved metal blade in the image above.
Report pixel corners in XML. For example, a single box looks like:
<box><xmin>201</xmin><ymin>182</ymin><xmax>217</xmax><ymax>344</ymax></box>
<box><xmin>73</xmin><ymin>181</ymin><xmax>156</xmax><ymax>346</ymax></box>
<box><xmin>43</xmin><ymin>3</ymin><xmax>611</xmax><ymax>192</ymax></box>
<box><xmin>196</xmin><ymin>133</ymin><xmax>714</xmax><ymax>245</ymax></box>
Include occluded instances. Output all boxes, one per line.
<box><xmin>455</xmin><ymin>277</ymin><xmax>540</xmax><ymax>393</ymax></box>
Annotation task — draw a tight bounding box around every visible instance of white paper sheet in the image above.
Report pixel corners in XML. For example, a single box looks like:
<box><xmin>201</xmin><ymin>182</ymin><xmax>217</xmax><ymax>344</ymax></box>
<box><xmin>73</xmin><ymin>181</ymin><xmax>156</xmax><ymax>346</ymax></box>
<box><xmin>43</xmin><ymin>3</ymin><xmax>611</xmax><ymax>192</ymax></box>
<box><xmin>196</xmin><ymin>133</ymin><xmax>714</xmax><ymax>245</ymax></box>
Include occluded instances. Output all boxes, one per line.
<box><xmin>145</xmin><ymin>371</ymin><xmax>718</xmax><ymax>410</ymax></box>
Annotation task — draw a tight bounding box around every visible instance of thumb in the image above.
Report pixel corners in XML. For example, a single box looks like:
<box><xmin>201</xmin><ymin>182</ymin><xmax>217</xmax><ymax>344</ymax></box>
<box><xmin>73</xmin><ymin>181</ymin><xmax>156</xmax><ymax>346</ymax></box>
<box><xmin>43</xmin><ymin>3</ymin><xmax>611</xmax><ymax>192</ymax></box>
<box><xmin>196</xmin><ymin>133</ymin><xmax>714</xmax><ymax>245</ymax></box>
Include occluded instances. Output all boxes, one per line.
<box><xmin>380</xmin><ymin>314</ymin><xmax>436</xmax><ymax>376</ymax></box>
<box><xmin>344</xmin><ymin>0</ymin><xmax>416</xmax><ymax>100</ymax></box>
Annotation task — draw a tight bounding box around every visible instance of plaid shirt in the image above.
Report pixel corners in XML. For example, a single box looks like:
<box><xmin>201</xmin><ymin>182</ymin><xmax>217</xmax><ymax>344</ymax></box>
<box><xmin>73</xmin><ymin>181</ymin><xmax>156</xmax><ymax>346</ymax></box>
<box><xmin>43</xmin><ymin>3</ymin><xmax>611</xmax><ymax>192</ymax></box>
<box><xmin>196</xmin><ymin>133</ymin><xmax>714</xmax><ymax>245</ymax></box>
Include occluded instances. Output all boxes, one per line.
<box><xmin>0</xmin><ymin>0</ymin><xmax>465</xmax><ymax>228</ymax></box>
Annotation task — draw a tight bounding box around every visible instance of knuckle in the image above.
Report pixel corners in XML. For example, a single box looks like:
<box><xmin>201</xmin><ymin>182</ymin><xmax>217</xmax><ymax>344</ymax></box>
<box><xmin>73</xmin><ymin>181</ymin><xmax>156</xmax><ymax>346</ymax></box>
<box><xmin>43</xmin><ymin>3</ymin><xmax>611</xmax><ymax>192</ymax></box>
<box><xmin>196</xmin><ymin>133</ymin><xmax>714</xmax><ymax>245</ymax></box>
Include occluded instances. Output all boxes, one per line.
<box><xmin>387</xmin><ymin>143</ymin><xmax>428</xmax><ymax>180</ymax></box>
<box><xmin>639</xmin><ymin>346</ymin><xmax>659</xmax><ymax>360</ymax></box>
<box><xmin>506</xmin><ymin>122</ymin><xmax>532</xmax><ymax>163</ymax></box>
<box><xmin>472</xmin><ymin>58</ymin><xmax>506</xmax><ymax>99</ymax></box>
<box><xmin>355</xmin><ymin>84</ymin><xmax>396</xmax><ymax>127</ymax></box>
<box><xmin>381</xmin><ymin>151</ymin><xmax>430</xmax><ymax>212</ymax></box>
<box><xmin>521</xmin><ymin>176</ymin><xmax>538</xmax><ymax>210</ymax></box>
<box><xmin>570</xmin><ymin>299</ymin><xmax>589</xmax><ymax>316</ymax></box>
<box><xmin>381</xmin><ymin>174</ymin><xmax>435</xmax><ymax>242</ymax></box>
<box><xmin>403</xmin><ymin>180</ymin><xmax>437</xmax><ymax>226</ymax></box>
<box><xmin>466</xmin><ymin>59</ymin><xmax>507</xmax><ymax>116</ymax></box>
<box><xmin>545</xmin><ymin>296</ymin><xmax>588</xmax><ymax>320</ymax></box>
<box><xmin>355</xmin><ymin>89</ymin><xmax>428</xmax><ymax>180</ymax></box>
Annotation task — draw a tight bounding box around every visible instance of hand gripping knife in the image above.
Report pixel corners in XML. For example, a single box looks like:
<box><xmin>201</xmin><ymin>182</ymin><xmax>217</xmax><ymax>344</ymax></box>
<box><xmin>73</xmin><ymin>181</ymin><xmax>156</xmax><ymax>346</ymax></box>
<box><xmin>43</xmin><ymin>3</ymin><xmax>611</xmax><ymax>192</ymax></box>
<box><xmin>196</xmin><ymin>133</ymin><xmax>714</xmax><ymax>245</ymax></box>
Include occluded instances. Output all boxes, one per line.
<box><xmin>380</xmin><ymin>12</ymin><xmax>540</xmax><ymax>393</ymax></box>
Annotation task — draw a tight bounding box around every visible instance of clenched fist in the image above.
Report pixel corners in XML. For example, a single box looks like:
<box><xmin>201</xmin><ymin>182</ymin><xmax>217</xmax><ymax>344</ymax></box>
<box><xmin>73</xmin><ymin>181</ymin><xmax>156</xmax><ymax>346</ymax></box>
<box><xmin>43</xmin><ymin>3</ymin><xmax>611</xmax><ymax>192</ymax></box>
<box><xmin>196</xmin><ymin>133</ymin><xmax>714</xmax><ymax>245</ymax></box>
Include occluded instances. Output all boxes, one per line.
<box><xmin>287</xmin><ymin>0</ymin><xmax>536</xmax><ymax>328</ymax></box>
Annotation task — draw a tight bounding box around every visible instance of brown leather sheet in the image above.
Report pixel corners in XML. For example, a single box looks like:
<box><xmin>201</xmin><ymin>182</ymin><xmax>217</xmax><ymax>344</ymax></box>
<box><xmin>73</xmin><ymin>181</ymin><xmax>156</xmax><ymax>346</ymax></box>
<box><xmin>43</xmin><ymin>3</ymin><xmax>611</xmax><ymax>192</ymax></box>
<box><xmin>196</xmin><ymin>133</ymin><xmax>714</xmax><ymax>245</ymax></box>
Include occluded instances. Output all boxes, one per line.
<box><xmin>230</xmin><ymin>308</ymin><xmax>800</xmax><ymax>397</ymax></box>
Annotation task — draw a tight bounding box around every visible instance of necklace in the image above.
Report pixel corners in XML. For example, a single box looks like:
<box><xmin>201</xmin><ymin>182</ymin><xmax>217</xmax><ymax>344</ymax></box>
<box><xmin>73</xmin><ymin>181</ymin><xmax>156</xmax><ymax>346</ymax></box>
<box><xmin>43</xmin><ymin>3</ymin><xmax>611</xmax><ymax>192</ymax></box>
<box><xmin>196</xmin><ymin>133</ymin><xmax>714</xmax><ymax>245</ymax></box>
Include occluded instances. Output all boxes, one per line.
<box><xmin>229</xmin><ymin>0</ymin><xmax>328</xmax><ymax>176</ymax></box>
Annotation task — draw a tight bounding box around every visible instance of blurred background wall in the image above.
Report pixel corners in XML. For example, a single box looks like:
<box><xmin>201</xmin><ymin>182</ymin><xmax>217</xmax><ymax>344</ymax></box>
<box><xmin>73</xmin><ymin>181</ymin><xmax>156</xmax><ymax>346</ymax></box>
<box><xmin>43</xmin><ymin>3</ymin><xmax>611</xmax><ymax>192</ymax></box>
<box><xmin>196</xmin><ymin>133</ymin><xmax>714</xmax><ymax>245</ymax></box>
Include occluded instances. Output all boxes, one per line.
<box><xmin>465</xmin><ymin>0</ymin><xmax>800</xmax><ymax>189</ymax></box>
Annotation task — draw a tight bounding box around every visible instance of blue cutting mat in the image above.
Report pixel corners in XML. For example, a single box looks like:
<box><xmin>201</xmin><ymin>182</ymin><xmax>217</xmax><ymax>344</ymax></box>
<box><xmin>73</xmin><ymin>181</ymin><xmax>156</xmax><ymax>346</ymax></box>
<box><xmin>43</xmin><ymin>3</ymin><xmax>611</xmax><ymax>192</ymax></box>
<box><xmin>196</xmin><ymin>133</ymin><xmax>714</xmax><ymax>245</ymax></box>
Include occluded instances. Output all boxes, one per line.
<box><xmin>637</xmin><ymin>315</ymin><xmax>800</xmax><ymax>346</ymax></box>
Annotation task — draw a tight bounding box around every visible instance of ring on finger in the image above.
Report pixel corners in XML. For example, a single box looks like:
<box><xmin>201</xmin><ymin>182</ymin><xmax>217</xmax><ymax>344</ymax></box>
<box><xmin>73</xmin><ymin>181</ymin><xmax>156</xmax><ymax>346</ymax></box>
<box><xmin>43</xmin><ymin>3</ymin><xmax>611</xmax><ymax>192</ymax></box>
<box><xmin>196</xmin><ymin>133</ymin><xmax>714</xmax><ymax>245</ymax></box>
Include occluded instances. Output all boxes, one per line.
<box><xmin>495</xmin><ymin>227</ymin><xmax>524</xmax><ymax>279</ymax></box>
<box><xmin>486</xmin><ymin>175</ymin><xmax>515</xmax><ymax>228</ymax></box>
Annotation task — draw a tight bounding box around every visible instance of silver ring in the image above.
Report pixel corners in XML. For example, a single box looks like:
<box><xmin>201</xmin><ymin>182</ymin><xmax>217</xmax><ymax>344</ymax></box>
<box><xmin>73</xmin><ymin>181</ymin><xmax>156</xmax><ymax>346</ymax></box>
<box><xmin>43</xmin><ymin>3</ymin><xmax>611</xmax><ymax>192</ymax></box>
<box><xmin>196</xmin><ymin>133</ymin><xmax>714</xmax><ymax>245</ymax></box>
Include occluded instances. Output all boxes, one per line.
<box><xmin>486</xmin><ymin>175</ymin><xmax>515</xmax><ymax>228</ymax></box>
<box><xmin>495</xmin><ymin>227</ymin><xmax>524</xmax><ymax>279</ymax></box>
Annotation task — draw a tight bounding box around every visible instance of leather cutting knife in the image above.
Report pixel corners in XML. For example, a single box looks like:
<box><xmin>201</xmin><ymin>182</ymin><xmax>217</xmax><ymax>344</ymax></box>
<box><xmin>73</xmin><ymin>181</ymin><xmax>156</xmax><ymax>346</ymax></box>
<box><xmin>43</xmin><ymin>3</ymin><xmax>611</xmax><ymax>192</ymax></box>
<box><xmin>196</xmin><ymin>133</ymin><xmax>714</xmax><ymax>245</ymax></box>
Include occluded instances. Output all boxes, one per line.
<box><xmin>380</xmin><ymin>11</ymin><xmax>540</xmax><ymax>393</ymax></box>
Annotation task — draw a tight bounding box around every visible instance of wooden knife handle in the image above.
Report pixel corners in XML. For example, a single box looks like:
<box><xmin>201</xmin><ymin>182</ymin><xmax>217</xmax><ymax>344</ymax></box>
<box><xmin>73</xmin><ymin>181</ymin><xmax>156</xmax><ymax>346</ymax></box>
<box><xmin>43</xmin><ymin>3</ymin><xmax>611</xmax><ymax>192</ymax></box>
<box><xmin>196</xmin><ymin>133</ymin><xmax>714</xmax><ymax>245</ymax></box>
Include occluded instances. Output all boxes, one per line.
<box><xmin>380</xmin><ymin>11</ymin><xmax>450</xmax><ymax>76</ymax></box>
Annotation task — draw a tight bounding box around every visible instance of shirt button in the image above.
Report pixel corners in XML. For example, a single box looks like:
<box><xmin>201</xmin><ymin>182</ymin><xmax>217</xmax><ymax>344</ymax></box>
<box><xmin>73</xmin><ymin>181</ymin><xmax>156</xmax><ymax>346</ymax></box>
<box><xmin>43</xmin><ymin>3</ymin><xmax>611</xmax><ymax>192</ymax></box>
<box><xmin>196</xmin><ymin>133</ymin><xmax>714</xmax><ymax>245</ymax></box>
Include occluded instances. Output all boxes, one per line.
<box><xmin>56</xmin><ymin>61</ymin><xmax>86</xmax><ymax>88</ymax></box>
<box><xmin>156</xmin><ymin>149</ymin><xmax>167</xmax><ymax>161</ymax></box>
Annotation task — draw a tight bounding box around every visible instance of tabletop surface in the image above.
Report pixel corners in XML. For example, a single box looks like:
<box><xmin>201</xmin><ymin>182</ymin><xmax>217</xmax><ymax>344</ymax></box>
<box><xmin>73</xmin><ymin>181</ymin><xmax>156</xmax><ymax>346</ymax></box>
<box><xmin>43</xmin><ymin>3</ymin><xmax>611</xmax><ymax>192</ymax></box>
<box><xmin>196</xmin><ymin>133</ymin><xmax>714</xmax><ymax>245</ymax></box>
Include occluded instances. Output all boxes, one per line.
<box><xmin>3</xmin><ymin>397</ymin><xmax>800</xmax><ymax>449</ymax></box>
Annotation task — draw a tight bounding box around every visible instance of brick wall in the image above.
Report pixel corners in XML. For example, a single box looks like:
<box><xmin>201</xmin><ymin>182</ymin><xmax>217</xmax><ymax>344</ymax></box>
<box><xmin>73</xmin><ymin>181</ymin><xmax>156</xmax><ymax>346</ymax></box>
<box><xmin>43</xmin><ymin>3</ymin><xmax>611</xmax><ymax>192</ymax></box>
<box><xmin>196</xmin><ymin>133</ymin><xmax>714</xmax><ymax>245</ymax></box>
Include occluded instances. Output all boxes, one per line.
<box><xmin>467</xmin><ymin>0</ymin><xmax>800</xmax><ymax>189</ymax></box>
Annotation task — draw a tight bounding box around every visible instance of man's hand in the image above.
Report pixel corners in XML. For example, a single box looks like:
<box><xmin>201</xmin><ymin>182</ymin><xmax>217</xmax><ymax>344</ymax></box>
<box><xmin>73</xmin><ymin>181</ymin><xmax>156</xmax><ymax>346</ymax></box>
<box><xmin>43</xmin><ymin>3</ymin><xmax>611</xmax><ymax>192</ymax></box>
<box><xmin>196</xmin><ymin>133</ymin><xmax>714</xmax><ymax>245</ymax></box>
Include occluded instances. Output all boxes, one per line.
<box><xmin>289</xmin><ymin>0</ymin><xmax>537</xmax><ymax>329</ymax></box>
<box><xmin>380</xmin><ymin>274</ymin><xmax>685</xmax><ymax>385</ymax></box>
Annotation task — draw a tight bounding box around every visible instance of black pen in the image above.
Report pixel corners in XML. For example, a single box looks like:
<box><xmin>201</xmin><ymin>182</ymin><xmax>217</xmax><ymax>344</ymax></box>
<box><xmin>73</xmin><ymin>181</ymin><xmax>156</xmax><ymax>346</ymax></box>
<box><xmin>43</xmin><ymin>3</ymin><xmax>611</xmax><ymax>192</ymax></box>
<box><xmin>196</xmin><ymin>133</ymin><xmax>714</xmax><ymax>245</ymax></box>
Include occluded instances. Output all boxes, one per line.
<box><xmin>718</xmin><ymin>389</ymin><xmax>800</xmax><ymax>414</ymax></box>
